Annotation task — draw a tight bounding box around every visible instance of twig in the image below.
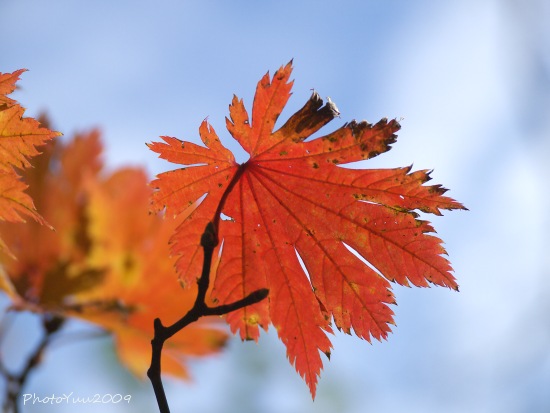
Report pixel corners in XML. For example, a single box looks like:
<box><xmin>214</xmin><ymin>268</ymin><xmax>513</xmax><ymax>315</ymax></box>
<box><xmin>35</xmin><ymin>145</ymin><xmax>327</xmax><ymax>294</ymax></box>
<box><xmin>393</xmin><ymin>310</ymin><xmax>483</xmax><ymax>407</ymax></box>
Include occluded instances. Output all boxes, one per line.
<box><xmin>1</xmin><ymin>313</ymin><xmax>65</xmax><ymax>413</ymax></box>
<box><xmin>147</xmin><ymin>221</ymin><xmax>268</xmax><ymax>413</ymax></box>
<box><xmin>148</xmin><ymin>164</ymin><xmax>269</xmax><ymax>413</ymax></box>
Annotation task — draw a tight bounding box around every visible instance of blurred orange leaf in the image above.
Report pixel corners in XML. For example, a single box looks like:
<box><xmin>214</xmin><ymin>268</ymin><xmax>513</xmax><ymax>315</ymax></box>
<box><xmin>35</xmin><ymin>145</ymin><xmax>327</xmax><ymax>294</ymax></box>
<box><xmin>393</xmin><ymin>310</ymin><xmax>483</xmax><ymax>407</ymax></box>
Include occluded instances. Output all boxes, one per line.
<box><xmin>82</xmin><ymin>167</ymin><xmax>227</xmax><ymax>377</ymax></box>
<box><xmin>0</xmin><ymin>129</ymin><xmax>227</xmax><ymax>380</ymax></box>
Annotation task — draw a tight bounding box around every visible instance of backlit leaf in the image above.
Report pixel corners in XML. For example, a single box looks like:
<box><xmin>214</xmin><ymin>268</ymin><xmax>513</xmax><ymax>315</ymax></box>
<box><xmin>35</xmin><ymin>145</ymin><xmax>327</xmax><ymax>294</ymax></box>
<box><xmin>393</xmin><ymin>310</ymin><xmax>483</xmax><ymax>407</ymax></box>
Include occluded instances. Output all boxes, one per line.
<box><xmin>149</xmin><ymin>62</ymin><xmax>466</xmax><ymax>396</ymax></box>
<box><xmin>0</xmin><ymin>70</ymin><xmax>60</xmax><ymax>258</ymax></box>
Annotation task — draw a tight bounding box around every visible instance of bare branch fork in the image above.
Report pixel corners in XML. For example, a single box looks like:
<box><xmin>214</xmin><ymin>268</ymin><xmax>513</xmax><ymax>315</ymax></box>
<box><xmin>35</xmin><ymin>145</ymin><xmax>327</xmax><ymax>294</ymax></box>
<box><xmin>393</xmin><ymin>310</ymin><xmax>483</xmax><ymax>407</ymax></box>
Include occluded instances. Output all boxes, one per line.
<box><xmin>147</xmin><ymin>164</ymin><xmax>269</xmax><ymax>413</ymax></box>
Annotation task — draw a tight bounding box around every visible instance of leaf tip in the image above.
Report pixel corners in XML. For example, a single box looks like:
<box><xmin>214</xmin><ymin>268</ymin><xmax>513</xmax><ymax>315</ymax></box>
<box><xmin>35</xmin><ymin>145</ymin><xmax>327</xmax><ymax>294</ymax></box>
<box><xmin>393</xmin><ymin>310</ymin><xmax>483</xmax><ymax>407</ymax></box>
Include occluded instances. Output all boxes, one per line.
<box><xmin>325</xmin><ymin>96</ymin><xmax>340</xmax><ymax>118</ymax></box>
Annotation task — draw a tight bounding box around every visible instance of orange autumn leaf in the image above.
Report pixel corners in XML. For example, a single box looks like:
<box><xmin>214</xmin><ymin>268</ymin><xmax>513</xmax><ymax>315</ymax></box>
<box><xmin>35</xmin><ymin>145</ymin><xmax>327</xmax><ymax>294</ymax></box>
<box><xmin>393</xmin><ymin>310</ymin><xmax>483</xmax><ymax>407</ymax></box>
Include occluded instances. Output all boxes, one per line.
<box><xmin>148</xmin><ymin>62</ymin><xmax>466</xmax><ymax>396</ymax></box>
<box><xmin>0</xmin><ymin>173</ymin><xmax>43</xmax><ymax>224</ymax></box>
<box><xmin>82</xmin><ymin>167</ymin><xmax>227</xmax><ymax>378</ymax></box>
<box><xmin>0</xmin><ymin>130</ymin><xmax>227</xmax><ymax>380</ymax></box>
<box><xmin>0</xmin><ymin>69</ymin><xmax>26</xmax><ymax>108</ymax></box>
<box><xmin>0</xmin><ymin>69</ymin><xmax>60</xmax><ymax>259</ymax></box>
<box><xmin>0</xmin><ymin>130</ymin><xmax>103</xmax><ymax>305</ymax></box>
<box><xmin>0</xmin><ymin>103</ymin><xmax>61</xmax><ymax>174</ymax></box>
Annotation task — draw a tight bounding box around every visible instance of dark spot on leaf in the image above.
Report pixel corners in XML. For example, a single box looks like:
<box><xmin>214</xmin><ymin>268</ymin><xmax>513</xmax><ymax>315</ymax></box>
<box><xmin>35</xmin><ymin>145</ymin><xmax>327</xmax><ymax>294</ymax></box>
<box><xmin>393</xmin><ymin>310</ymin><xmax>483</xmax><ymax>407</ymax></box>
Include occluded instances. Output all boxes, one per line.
<box><xmin>312</xmin><ymin>162</ymin><xmax>319</xmax><ymax>169</ymax></box>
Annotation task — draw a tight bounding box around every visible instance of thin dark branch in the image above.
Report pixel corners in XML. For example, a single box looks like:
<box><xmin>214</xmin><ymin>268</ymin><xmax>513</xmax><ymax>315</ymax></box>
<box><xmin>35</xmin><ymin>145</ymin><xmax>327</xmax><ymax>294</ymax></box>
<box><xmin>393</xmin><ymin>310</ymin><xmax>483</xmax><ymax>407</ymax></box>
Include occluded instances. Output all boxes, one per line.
<box><xmin>147</xmin><ymin>220</ymin><xmax>268</xmax><ymax>413</ymax></box>
<box><xmin>203</xmin><ymin>288</ymin><xmax>269</xmax><ymax>316</ymax></box>
<box><xmin>148</xmin><ymin>164</ymin><xmax>269</xmax><ymax>413</ymax></box>
<box><xmin>1</xmin><ymin>313</ymin><xmax>65</xmax><ymax>413</ymax></box>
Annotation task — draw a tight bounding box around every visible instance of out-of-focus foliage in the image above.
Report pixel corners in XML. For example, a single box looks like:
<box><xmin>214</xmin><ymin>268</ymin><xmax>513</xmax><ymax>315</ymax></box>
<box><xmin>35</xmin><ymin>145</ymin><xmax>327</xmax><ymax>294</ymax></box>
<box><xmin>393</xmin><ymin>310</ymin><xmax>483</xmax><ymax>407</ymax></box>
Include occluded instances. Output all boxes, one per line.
<box><xmin>0</xmin><ymin>113</ymin><xmax>227</xmax><ymax>380</ymax></box>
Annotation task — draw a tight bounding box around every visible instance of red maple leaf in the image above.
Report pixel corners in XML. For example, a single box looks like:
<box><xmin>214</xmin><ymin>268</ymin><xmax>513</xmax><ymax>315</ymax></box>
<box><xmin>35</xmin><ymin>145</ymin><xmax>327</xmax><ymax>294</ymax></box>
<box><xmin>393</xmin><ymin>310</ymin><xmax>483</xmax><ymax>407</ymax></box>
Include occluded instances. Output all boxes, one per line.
<box><xmin>148</xmin><ymin>62</ymin><xmax>465</xmax><ymax>396</ymax></box>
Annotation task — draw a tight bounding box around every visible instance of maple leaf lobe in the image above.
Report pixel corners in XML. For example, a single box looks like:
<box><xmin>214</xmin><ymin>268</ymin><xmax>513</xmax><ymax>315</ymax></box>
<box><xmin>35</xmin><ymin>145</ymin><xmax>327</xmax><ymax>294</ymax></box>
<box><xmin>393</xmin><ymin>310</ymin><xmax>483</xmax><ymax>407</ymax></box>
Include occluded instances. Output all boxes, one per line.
<box><xmin>0</xmin><ymin>69</ymin><xmax>27</xmax><ymax>108</ymax></box>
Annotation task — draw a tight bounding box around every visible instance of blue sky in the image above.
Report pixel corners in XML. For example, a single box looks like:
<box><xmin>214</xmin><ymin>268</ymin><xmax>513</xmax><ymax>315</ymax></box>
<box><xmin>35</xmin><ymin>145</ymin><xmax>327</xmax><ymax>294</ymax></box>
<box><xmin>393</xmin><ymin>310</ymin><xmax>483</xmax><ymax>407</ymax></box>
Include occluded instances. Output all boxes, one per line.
<box><xmin>1</xmin><ymin>1</ymin><xmax>549</xmax><ymax>412</ymax></box>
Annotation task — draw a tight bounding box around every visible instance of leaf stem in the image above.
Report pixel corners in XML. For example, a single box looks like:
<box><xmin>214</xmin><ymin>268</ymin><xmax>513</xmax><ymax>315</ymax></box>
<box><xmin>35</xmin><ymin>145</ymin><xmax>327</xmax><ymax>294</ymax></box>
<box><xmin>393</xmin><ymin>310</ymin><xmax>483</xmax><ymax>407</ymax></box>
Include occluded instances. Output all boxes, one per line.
<box><xmin>212</xmin><ymin>163</ymin><xmax>246</xmax><ymax>233</ymax></box>
<box><xmin>147</xmin><ymin>164</ymin><xmax>268</xmax><ymax>413</ymax></box>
